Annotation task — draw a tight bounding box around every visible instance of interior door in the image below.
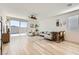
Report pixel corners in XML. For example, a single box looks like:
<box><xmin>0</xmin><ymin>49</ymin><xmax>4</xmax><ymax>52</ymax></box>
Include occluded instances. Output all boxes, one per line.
<box><xmin>0</xmin><ymin>22</ymin><xmax>1</xmax><ymax>48</ymax></box>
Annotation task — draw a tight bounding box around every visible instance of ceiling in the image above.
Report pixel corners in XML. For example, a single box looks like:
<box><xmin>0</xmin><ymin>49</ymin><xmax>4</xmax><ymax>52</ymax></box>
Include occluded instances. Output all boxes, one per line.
<box><xmin>0</xmin><ymin>3</ymin><xmax>79</xmax><ymax>19</ymax></box>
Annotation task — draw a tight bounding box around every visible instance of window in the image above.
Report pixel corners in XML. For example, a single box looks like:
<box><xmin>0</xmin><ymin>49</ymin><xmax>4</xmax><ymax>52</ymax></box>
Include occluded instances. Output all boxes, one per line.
<box><xmin>67</xmin><ymin>15</ymin><xmax>79</xmax><ymax>31</ymax></box>
<box><xmin>20</xmin><ymin>21</ymin><xmax>27</xmax><ymax>28</ymax></box>
<box><xmin>10</xmin><ymin>19</ymin><xmax>28</xmax><ymax>34</ymax></box>
<box><xmin>10</xmin><ymin>20</ymin><xmax>19</xmax><ymax>27</ymax></box>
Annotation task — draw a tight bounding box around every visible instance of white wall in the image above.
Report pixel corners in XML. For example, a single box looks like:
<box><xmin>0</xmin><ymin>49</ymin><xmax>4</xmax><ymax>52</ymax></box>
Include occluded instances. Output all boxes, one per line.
<box><xmin>38</xmin><ymin>18</ymin><xmax>57</xmax><ymax>32</ymax></box>
<box><xmin>56</xmin><ymin>10</ymin><xmax>79</xmax><ymax>43</ymax></box>
<box><xmin>39</xmin><ymin>9</ymin><xmax>79</xmax><ymax>43</ymax></box>
<box><xmin>0</xmin><ymin>6</ymin><xmax>79</xmax><ymax>43</ymax></box>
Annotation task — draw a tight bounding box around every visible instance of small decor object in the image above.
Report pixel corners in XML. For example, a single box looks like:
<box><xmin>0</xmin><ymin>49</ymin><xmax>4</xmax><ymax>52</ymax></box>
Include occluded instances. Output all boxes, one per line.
<box><xmin>56</xmin><ymin>19</ymin><xmax>59</xmax><ymax>27</ymax></box>
<box><xmin>30</xmin><ymin>24</ymin><xmax>34</xmax><ymax>28</ymax></box>
<box><xmin>35</xmin><ymin>24</ymin><xmax>39</xmax><ymax>28</ymax></box>
<box><xmin>28</xmin><ymin>15</ymin><xmax>37</xmax><ymax>20</ymax></box>
<box><xmin>36</xmin><ymin>29</ymin><xmax>38</xmax><ymax>32</ymax></box>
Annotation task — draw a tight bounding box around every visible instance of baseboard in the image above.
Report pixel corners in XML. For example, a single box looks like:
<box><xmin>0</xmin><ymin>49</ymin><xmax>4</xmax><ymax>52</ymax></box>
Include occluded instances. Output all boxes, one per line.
<box><xmin>66</xmin><ymin>40</ymin><xmax>79</xmax><ymax>45</ymax></box>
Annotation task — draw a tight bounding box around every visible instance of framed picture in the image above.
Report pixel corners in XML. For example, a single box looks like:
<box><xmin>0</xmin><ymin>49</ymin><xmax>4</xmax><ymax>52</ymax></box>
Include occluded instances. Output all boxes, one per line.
<box><xmin>56</xmin><ymin>19</ymin><xmax>59</xmax><ymax>27</ymax></box>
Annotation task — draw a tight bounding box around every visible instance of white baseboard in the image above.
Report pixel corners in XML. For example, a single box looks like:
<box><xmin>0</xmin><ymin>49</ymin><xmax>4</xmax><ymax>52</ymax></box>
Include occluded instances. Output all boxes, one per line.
<box><xmin>66</xmin><ymin>40</ymin><xmax>79</xmax><ymax>45</ymax></box>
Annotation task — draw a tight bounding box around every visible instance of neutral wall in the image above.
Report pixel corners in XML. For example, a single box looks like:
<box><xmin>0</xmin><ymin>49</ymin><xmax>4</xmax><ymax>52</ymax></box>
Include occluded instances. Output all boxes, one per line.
<box><xmin>38</xmin><ymin>18</ymin><xmax>57</xmax><ymax>32</ymax></box>
<box><xmin>0</xmin><ymin>7</ymin><xmax>79</xmax><ymax>43</ymax></box>
<box><xmin>39</xmin><ymin>10</ymin><xmax>79</xmax><ymax>43</ymax></box>
<box><xmin>56</xmin><ymin>10</ymin><xmax>79</xmax><ymax>43</ymax></box>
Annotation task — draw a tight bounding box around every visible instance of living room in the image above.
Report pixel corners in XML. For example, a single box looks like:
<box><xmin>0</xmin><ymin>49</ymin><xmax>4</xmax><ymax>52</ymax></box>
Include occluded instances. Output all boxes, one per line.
<box><xmin>0</xmin><ymin>3</ymin><xmax>79</xmax><ymax>55</ymax></box>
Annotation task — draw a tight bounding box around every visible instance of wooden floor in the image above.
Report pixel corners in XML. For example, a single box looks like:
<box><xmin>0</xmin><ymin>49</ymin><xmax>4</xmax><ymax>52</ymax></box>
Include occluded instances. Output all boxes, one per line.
<box><xmin>2</xmin><ymin>35</ymin><xmax>79</xmax><ymax>55</ymax></box>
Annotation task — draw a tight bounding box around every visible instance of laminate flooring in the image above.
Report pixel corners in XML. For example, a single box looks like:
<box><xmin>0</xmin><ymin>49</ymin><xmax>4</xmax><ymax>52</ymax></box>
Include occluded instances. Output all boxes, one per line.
<box><xmin>2</xmin><ymin>35</ymin><xmax>79</xmax><ymax>55</ymax></box>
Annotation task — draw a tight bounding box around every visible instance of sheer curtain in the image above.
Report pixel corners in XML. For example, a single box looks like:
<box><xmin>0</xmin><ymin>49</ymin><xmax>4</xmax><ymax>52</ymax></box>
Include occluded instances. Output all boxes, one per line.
<box><xmin>9</xmin><ymin>18</ymin><xmax>28</xmax><ymax>35</ymax></box>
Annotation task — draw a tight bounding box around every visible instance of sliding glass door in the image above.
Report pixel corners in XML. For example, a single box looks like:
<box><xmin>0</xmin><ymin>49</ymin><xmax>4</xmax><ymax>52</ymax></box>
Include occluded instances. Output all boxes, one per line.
<box><xmin>10</xmin><ymin>18</ymin><xmax>28</xmax><ymax>35</ymax></box>
<box><xmin>19</xmin><ymin>21</ymin><xmax>27</xmax><ymax>34</ymax></box>
<box><xmin>10</xmin><ymin>20</ymin><xmax>19</xmax><ymax>34</ymax></box>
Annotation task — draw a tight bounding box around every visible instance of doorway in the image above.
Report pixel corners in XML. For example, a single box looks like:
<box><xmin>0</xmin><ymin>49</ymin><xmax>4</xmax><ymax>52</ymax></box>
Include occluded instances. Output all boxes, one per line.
<box><xmin>0</xmin><ymin>17</ymin><xmax>2</xmax><ymax>55</ymax></box>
